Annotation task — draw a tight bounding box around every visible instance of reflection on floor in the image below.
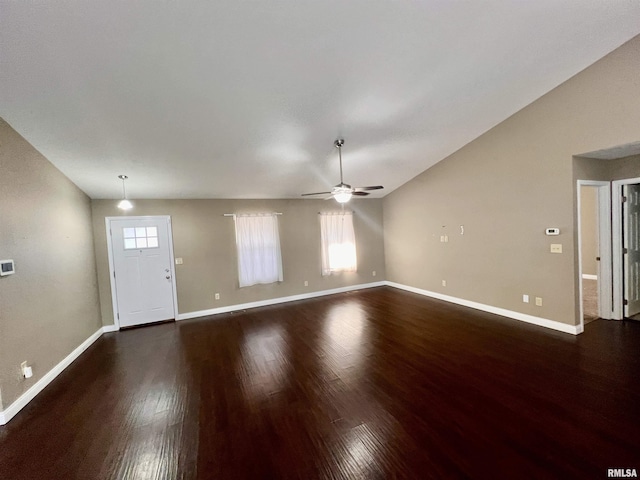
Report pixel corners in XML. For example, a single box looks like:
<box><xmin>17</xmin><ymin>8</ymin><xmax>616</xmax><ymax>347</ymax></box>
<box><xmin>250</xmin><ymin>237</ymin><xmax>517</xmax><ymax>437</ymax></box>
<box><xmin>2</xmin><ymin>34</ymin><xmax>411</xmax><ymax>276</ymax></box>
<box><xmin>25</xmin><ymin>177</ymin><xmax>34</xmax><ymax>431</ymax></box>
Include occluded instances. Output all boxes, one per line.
<box><xmin>583</xmin><ymin>278</ymin><xmax>599</xmax><ymax>324</ymax></box>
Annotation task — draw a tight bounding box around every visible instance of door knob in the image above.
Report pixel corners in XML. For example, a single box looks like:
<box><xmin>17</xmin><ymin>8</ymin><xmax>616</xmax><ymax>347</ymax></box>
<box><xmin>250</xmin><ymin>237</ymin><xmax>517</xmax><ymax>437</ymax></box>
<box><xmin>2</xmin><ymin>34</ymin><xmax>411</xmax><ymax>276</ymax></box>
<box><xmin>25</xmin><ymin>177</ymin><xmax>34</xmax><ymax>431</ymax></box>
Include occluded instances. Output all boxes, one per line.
<box><xmin>166</xmin><ymin>275</ymin><xmax>171</xmax><ymax>280</ymax></box>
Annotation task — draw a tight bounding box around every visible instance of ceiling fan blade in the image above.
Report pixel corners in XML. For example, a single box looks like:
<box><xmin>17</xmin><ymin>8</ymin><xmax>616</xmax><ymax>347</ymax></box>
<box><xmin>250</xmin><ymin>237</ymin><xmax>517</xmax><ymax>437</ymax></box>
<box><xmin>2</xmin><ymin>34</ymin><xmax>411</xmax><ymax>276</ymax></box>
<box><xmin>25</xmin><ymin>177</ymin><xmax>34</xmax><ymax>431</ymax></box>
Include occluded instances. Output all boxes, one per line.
<box><xmin>352</xmin><ymin>191</ymin><xmax>370</xmax><ymax>196</ymax></box>
<box><xmin>301</xmin><ymin>192</ymin><xmax>332</xmax><ymax>196</ymax></box>
<box><xmin>353</xmin><ymin>185</ymin><xmax>384</xmax><ymax>191</ymax></box>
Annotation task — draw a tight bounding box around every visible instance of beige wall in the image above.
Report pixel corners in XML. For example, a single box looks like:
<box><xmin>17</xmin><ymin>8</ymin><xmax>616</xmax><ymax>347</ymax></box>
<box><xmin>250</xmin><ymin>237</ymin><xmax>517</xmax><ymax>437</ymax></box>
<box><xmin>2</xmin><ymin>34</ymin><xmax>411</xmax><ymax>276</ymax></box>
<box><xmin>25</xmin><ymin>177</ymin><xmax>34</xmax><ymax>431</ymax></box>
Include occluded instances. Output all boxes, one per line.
<box><xmin>574</xmin><ymin>154</ymin><xmax>640</xmax><ymax>182</ymax></box>
<box><xmin>580</xmin><ymin>187</ymin><xmax>598</xmax><ymax>276</ymax></box>
<box><xmin>0</xmin><ymin>119</ymin><xmax>102</xmax><ymax>409</ymax></box>
<box><xmin>384</xmin><ymin>34</ymin><xmax>640</xmax><ymax>327</ymax></box>
<box><xmin>608</xmin><ymin>154</ymin><xmax>640</xmax><ymax>181</ymax></box>
<box><xmin>91</xmin><ymin>199</ymin><xmax>385</xmax><ymax>325</ymax></box>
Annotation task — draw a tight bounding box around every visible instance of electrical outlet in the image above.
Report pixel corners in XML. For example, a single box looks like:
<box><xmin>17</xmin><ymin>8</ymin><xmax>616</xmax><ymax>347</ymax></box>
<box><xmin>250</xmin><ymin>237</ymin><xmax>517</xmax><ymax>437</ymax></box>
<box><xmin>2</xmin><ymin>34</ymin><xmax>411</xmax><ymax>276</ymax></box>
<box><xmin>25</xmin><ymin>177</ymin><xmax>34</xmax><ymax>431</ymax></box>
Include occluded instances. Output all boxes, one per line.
<box><xmin>442</xmin><ymin>280</ymin><xmax>446</xmax><ymax>287</ymax></box>
<box><xmin>304</xmin><ymin>280</ymin><xmax>308</xmax><ymax>286</ymax></box>
<box><xmin>215</xmin><ymin>293</ymin><xmax>220</xmax><ymax>300</ymax></box>
<box><xmin>535</xmin><ymin>297</ymin><xmax>543</xmax><ymax>306</ymax></box>
<box><xmin>523</xmin><ymin>294</ymin><xmax>529</xmax><ymax>303</ymax></box>
<box><xmin>372</xmin><ymin>271</ymin><xmax>376</xmax><ymax>277</ymax></box>
<box><xmin>21</xmin><ymin>361</ymin><xmax>33</xmax><ymax>379</ymax></box>
<box><xmin>550</xmin><ymin>244</ymin><xmax>562</xmax><ymax>253</ymax></box>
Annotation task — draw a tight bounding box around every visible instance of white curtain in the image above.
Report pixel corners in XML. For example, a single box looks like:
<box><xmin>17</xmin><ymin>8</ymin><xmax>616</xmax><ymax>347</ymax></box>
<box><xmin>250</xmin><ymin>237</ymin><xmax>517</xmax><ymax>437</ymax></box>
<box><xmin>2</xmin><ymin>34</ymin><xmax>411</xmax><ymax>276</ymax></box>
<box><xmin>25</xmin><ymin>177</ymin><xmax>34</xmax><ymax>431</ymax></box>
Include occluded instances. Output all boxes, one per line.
<box><xmin>320</xmin><ymin>212</ymin><xmax>357</xmax><ymax>276</ymax></box>
<box><xmin>235</xmin><ymin>214</ymin><xmax>283</xmax><ymax>287</ymax></box>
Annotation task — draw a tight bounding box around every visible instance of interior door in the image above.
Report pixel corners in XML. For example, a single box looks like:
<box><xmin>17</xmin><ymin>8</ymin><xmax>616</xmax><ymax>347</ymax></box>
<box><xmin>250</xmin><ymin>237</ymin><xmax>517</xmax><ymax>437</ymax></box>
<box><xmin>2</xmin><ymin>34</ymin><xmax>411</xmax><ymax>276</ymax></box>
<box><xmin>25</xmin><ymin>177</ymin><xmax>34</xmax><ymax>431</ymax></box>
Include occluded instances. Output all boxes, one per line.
<box><xmin>110</xmin><ymin>217</ymin><xmax>175</xmax><ymax>327</ymax></box>
<box><xmin>623</xmin><ymin>184</ymin><xmax>640</xmax><ymax>318</ymax></box>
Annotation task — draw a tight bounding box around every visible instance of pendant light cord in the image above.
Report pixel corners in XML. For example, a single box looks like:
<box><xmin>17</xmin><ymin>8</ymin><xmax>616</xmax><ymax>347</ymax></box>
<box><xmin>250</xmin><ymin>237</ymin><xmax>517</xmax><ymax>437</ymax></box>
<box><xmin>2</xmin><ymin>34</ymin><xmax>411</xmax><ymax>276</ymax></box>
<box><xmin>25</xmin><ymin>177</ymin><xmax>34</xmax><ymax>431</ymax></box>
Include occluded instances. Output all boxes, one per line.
<box><xmin>118</xmin><ymin>175</ymin><xmax>129</xmax><ymax>200</ymax></box>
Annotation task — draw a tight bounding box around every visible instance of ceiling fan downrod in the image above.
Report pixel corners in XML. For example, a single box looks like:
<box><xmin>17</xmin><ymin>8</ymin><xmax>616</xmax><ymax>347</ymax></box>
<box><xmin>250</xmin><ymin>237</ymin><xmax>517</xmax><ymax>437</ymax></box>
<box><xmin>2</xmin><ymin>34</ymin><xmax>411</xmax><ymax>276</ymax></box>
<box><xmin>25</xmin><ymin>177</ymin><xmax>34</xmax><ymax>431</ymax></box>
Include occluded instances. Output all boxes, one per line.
<box><xmin>335</xmin><ymin>139</ymin><xmax>345</xmax><ymax>186</ymax></box>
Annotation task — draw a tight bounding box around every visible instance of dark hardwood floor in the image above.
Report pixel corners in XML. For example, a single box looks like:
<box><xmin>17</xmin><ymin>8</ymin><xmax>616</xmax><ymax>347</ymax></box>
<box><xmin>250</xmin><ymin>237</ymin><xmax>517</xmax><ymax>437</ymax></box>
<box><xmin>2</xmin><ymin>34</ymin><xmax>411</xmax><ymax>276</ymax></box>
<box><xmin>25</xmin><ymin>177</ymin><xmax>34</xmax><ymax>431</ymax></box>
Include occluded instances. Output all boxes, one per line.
<box><xmin>1</xmin><ymin>286</ymin><xmax>639</xmax><ymax>479</ymax></box>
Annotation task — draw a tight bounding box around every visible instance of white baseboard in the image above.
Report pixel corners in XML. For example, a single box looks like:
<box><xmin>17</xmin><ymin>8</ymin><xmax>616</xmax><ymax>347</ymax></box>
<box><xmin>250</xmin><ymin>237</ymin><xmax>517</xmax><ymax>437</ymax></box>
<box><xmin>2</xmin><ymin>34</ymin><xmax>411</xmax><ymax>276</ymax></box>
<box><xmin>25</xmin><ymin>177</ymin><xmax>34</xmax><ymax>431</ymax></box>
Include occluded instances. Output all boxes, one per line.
<box><xmin>0</xmin><ymin>326</ymin><xmax>112</xmax><ymax>425</ymax></box>
<box><xmin>582</xmin><ymin>274</ymin><xmax>598</xmax><ymax>280</ymax></box>
<box><xmin>385</xmin><ymin>281</ymin><xmax>581</xmax><ymax>335</ymax></box>
<box><xmin>102</xmin><ymin>324</ymin><xmax>119</xmax><ymax>332</ymax></box>
<box><xmin>176</xmin><ymin>282</ymin><xmax>386</xmax><ymax>321</ymax></box>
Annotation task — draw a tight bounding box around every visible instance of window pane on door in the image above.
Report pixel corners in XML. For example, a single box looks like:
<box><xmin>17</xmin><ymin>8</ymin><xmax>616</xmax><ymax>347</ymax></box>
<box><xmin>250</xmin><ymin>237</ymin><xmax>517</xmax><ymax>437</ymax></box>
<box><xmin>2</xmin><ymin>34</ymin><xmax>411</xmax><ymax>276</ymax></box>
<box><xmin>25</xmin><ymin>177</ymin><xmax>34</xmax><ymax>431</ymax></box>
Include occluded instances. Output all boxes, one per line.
<box><xmin>123</xmin><ymin>225</ymin><xmax>160</xmax><ymax>250</ymax></box>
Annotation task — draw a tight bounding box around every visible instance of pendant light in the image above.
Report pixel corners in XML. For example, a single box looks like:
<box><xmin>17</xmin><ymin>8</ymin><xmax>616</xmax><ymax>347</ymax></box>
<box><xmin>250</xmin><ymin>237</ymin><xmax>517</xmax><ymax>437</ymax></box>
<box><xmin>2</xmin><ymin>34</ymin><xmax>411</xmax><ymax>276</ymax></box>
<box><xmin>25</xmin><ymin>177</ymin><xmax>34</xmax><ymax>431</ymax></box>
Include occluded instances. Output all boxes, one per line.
<box><xmin>117</xmin><ymin>175</ymin><xmax>133</xmax><ymax>210</ymax></box>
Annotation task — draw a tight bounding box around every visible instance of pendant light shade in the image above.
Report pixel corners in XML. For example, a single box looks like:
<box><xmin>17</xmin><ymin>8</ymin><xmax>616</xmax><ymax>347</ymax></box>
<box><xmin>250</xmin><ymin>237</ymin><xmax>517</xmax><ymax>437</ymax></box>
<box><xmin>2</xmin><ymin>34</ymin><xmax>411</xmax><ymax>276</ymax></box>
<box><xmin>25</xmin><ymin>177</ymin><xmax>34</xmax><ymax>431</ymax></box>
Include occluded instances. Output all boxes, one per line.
<box><xmin>117</xmin><ymin>175</ymin><xmax>133</xmax><ymax>210</ymax></box>
<box><xmin>118</xmin><ymin>199</ymin><xmax>133</xmax><ymax>210</ymax></box>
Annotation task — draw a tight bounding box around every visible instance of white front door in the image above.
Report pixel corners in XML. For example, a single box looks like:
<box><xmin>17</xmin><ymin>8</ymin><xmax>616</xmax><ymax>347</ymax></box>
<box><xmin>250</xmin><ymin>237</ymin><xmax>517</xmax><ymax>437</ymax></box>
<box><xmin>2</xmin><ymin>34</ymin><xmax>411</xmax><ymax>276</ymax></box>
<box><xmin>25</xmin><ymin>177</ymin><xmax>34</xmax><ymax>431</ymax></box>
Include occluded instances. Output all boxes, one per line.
<box><xmin>109</xmin><ymin>217</ymin><xmax>176</xmax><ymax>328</ymax></box>
<box><xmin>624</xmin><ymin>184</ymin><xmax>640</xmax><ymax>318</ymax></box>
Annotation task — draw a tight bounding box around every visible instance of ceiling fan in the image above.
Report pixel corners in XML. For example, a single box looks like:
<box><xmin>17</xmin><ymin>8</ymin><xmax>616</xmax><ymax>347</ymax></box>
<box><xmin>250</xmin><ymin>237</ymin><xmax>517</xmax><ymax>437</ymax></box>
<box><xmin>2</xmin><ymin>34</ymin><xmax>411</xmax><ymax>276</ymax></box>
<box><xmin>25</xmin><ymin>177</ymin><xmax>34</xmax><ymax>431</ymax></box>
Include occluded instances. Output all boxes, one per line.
<box><xmin>301</xmin><ymin>139</ymin><xmax>383</xmax><ymax>203</ymax></box>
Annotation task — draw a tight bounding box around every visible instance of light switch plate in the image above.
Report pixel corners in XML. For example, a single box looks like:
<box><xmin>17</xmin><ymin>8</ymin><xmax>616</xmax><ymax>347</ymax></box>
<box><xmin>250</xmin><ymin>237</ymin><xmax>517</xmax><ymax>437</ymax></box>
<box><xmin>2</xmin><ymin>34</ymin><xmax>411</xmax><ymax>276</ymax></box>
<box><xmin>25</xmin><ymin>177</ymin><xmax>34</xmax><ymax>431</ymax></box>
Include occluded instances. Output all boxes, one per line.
<box><xmin>550</xmin><ymin>244</ymin><xmax>562</xmax><ymax>253</ymax></box>
<box><xmin>175</xmin><ymin>257</ymin><xmax>183</xmax><ymax>265</ymax></box>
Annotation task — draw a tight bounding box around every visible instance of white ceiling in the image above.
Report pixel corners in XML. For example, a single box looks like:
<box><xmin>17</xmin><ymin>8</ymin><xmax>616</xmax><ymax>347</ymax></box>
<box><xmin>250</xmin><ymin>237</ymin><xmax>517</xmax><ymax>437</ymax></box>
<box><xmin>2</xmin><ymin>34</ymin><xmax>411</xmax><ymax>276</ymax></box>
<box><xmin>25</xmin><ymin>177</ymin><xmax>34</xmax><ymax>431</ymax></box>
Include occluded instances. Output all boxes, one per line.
<box><xmin>1</xmin><ymin>1</ymin><xmax>639</xmax><ymax>200</ymax></box>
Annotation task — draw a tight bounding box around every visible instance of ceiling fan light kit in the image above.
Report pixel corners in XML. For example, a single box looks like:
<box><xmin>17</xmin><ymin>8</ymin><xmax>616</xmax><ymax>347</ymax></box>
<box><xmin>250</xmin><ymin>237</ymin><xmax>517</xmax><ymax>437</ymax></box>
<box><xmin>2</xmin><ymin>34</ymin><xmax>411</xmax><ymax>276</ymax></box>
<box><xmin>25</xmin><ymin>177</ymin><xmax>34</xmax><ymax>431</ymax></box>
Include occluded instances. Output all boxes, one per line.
<box><xmin>302</xmin><ymin>139</ymin><xmax>383</xmax><ymax>203</ymax></box>
<box><xmin>334</xmin><ymin>190</ymin><xmax>352</xmax><ymax>204</ymax></box>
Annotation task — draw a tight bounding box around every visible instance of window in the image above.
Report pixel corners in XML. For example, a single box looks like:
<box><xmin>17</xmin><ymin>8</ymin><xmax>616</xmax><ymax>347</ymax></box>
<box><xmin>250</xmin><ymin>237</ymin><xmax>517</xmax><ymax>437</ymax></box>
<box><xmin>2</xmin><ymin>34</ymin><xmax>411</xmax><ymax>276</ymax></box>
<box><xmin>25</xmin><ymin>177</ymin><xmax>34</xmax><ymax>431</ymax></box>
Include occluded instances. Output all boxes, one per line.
<box><xmin>123</xmin><ymin>226</ymin><xmax>158</xmax><ymax>249</ymax></box>
<box><xmin>234</xmin><ymin>214</ymin><xmax>283</xmax><ymax>287</ymax></box>
<box><xmin>320</xmin><ymin>212</ymin><xmax>357</xmax><ymax>276</ymax></box>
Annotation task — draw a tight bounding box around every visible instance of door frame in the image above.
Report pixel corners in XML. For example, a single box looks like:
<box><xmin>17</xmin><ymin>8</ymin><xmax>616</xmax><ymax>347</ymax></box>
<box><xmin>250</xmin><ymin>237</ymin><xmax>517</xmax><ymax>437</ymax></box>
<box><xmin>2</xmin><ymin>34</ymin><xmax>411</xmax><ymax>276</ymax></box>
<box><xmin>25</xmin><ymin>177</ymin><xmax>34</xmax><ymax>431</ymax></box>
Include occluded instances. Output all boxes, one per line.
<box><xmin>577</xmin><ymin>180</ymin><xmax>612</xmax><ymax>330</ymax></box>
<box><xmin>612</xmin><ymin>176</ymin><xmax>640</xmax><ymax>319</ymax></box>
<box><xmin>105</xmin><ymin>215</ymin><xmax>179</xmax><ymax>329</ymax></box>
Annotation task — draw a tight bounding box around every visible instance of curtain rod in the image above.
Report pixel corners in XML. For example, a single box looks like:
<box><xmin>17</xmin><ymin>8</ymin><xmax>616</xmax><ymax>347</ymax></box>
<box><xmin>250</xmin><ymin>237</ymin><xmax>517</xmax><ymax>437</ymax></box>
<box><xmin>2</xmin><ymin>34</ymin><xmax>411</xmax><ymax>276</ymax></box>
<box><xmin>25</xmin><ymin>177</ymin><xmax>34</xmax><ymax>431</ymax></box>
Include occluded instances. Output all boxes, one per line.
<box><xmin>223</xmin><ymin>213</ymin><xmax>283</xmax><ymax>217</ymax></box>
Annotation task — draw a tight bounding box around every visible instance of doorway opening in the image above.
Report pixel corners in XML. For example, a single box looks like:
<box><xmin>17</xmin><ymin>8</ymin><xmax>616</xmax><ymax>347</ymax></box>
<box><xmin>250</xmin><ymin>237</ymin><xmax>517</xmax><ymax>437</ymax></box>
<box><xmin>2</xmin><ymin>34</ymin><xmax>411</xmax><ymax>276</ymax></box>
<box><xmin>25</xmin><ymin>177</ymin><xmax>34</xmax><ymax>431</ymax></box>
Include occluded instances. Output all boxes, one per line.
<box><xmin>577</xmin><ymin>181</ymin><xmax>612</xmax><ymax>330</ymax></box>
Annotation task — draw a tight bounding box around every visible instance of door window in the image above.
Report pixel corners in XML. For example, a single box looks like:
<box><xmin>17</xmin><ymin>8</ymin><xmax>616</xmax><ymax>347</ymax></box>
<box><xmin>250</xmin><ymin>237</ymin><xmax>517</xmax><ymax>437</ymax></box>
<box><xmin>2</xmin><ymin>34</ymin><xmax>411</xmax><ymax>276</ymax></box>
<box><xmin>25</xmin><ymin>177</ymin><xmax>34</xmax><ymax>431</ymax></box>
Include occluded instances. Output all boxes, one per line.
<box><xmin>123</xmin><ymin>226</ymin><xmax>159</xmax><ymax>249</ymax></box>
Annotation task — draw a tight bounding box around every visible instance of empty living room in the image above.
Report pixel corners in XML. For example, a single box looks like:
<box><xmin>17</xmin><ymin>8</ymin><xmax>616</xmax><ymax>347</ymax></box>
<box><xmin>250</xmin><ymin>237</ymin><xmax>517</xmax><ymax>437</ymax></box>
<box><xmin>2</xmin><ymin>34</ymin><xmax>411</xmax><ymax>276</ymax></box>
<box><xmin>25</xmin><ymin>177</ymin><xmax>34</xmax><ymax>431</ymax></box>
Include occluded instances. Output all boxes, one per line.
<box><xmin>1</xmin><ymin>2</ymin><xmax>640</xmax><ymax>479</ymax></box>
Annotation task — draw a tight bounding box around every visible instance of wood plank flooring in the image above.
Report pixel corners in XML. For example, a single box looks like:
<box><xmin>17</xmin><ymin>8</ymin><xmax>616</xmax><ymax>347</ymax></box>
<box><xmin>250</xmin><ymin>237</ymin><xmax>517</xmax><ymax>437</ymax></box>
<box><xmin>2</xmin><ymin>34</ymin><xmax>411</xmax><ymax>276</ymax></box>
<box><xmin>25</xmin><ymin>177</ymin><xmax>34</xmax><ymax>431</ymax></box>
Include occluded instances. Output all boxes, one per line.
<box><xmin>1</xmin><ymin>286</ymin><xmax>639</xmax><ymax>479</ymax></box>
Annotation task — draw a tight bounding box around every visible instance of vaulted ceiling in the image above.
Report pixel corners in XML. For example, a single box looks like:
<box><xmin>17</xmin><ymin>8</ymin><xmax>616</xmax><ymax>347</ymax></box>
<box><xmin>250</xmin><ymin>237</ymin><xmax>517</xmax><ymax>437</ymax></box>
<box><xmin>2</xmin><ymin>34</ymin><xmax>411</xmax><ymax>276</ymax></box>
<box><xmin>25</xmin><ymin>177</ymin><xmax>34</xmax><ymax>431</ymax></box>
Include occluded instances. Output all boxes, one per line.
<box><xmin>1</xmin><ymin>1</ymin><xmax>639</xmax><ymax>199</ymax></box>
